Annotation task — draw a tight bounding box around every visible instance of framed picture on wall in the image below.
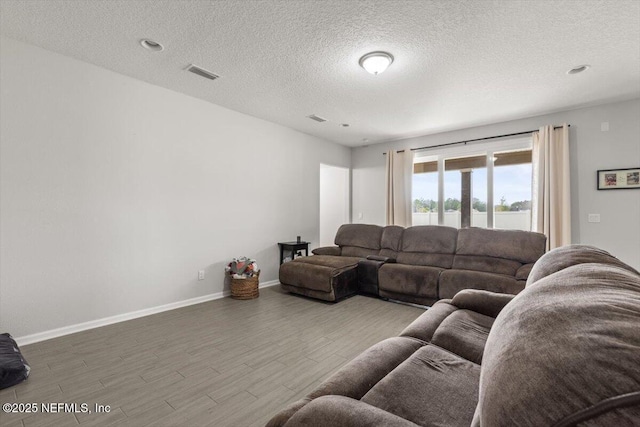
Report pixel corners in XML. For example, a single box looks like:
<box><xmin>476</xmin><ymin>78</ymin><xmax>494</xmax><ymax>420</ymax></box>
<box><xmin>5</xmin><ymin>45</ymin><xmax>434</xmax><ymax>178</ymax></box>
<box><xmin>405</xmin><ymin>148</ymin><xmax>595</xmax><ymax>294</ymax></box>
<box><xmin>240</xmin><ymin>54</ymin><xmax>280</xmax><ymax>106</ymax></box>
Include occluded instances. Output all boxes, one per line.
<box><xmin>597</xmin><ymin>167</ymin><xmax>640</xmax><ymax>190</ymax></box>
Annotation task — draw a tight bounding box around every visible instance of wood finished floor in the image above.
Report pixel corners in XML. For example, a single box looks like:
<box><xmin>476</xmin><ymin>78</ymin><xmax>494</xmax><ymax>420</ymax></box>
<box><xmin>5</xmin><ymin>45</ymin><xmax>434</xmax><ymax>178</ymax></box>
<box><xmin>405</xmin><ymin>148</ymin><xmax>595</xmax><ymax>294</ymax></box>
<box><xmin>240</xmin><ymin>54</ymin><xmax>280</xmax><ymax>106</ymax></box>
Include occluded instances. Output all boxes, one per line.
<box><xmin>0</xmin><ymin>286</ymin><xmax>424</xmax><ymax>427</ymax></box>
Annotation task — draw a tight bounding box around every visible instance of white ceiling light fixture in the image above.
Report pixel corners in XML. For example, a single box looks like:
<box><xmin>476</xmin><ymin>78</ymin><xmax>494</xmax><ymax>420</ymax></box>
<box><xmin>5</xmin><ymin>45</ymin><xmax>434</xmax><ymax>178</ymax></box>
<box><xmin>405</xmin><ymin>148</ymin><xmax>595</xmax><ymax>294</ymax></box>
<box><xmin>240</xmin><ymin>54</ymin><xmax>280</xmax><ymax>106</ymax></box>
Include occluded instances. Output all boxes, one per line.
<box><xmin>359</xmin><ymin>51</ymin><xmax>394</xmax><ymax>75</ymax></box>
<box><xmin>140</xmin><ymin>39</ymin><xmax>164</xmax><ymax>52</ymax></box>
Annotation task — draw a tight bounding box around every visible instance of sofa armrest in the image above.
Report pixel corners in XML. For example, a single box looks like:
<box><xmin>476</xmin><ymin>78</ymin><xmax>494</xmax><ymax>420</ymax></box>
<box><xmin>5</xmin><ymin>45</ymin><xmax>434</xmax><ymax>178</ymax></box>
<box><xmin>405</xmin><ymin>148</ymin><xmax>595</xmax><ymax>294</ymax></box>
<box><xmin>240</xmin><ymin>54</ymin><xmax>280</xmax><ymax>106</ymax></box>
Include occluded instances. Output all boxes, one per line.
<box><xmin>399</xmin><ymin>301</ymin><xmax>458</xmax><ymax>341</ymax></box>
<box><xmin>450</xmin><ymin>289</ymin><xmax>515</xmax><ymax>318</ymax></box>
<box><xmin>284</xmin><ymin>395</ymin><xmax>420</xmax><ymax>427</ymax></box>
<box><xmin>516</xmin><ymin>263</ymin><xmax>535</xmax><ymax>280</ymax></box>
<box><xmin>366</xmin><ymin>255</ymin><xmax>396</xmax><ymax>263</ymax></box>
<box><xmin>312</xmin><ymin>246</ymin><xmax>341</xmax><ymax>256</ymax></box>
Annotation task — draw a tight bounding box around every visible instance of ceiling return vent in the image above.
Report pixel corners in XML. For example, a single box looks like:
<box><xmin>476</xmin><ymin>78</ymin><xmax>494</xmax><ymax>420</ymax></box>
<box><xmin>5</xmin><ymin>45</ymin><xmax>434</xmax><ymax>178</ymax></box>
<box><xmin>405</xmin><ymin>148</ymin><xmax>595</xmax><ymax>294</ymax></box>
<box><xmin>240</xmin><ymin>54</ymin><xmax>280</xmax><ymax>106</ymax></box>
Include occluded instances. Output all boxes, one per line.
<box><xmin>307</xmin><ymin>114</ymin><xmax>327</xmax><ymax>123</ymax></box>
<box><xmin>186</xmin><ymin>64</ymin><xmax>220</xmax><ymax>81</ymax></box>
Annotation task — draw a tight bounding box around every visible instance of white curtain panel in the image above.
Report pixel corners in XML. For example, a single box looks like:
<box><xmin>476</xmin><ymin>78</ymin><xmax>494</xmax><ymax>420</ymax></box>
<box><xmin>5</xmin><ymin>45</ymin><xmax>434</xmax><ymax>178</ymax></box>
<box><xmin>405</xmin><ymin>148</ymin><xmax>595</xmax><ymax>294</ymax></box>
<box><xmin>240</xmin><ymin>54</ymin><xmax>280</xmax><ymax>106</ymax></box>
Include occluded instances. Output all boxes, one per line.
<box><xmin>385</xmin><ymin>150</ymin><xmax>413</xmax><ymax>227</ymax></box>
<box><xmin>531</xmin><ymin>124</ymin><xmax>571</xmax><ymax>250</ymax></box>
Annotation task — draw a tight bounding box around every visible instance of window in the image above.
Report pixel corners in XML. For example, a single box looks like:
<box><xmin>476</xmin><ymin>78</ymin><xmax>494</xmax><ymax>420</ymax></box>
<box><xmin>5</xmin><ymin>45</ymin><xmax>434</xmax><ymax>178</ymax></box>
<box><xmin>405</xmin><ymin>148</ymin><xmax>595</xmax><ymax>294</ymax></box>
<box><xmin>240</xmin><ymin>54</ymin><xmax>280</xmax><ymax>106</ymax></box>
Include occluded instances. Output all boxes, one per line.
<box><xmin>493</xmin><ymin>150</ymin><xmax>532</xmax><ymax>230</ymax></box>
<box><xmin>413</xmin><ymin>156</ymin><xmax>438</xmax><ymax>225</ymax></box>
<box><xmin>412</xmin><ymin>137</ymin><xmax>532</xmax><ymax>231</ymax></box>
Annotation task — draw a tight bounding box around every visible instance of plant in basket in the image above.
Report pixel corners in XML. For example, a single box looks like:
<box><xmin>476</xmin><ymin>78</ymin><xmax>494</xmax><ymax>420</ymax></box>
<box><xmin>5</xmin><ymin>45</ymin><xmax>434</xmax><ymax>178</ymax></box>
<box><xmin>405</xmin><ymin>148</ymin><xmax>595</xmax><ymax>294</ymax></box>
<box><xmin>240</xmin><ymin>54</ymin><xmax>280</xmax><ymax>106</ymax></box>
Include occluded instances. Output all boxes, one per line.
<box><xmin>225</xmin><ymin>257</ymin><xmax>259</xmax><ymax>278</ymax></box>
<box><xmin>226</xmin><ymin>257</ymin><xmax>260</xmax><ymax>299</ymax></box>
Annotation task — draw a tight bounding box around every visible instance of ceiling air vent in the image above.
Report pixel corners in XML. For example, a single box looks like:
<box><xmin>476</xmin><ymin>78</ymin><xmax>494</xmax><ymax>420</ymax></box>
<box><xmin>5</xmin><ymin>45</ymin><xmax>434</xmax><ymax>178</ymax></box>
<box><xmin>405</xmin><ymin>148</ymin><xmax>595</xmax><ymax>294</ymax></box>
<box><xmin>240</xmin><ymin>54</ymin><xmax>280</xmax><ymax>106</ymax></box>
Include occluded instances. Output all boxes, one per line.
<box><xmin>307</xmin><ymin>114</ymin><xmax>327</xmax><ymax>123</ymax></box>
<box><xmin>186</xmin><ymin>64</ymin><xmax>220</xmax><ymax>81</ymax></box>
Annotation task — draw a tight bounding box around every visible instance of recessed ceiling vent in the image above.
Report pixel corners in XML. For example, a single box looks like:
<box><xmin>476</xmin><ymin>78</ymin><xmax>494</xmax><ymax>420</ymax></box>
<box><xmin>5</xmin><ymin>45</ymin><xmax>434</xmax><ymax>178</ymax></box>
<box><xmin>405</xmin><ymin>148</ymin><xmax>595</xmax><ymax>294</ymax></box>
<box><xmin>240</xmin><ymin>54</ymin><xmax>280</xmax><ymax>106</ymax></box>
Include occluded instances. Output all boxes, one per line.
<box><xmin>307</xmin><ymin>114</ymin><xmax>327</xmax><ymax>123</ymax></box>
<box><xmin>186</xmin><ymin>64</ymin><xmax>220</xmax><ymax>81</ymax></box>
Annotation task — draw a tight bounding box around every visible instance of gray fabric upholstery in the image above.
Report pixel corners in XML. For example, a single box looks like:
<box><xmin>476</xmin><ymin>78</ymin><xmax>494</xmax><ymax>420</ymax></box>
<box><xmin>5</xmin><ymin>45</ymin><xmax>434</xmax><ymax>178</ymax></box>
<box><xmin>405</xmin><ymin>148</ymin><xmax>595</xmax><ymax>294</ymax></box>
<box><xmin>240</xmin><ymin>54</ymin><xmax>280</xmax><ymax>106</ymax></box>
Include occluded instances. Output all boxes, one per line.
<box><xmin>380</xmin><ymin>225</ymin><xmax>404</xmax><ymax>258</ymax></box>
<box><xmin>269</xmin><ymin>289</ymin><xmax>497</xmax><ymax>426</ymax></box>
<box><xmin>526</xmin><ymin>243</ymin><xmax>639</xmax><ymax>285</ymax></box>
<box><xmin>279</xmin><ymin>255</ymin><xmax>360</xmax><ymax>301</ymax></box>
<box><xmin>450</xmin><ymin>289</ymin><xmax>515</xmax><ymax>318</ymax></box>
<box><xmin>399</xmin><ymin>300</ymin><xmax>457</xmax><ymax>342</ymax></box>
<box><xmin>515</xmin><ymin>263</ymin><xmax>534</xmax><ymax>280</ymax></box>
<box><xmin>456</xmin><ymin>227</ymin><xmax>546</xmax><ymax>264</ymax></box>
<box><xmin>357</xmin><ymin>259</ymin><xmax>385</xmax><ymax>295</ymax></box>
<box><xmin>283</xmin><ymin>396</ymin><xmax>420</xmax><ymax>427</ymax></box>
<box><xmin>378</xmin><ymin>289</ymin><xmax>439</xmax><ymax>307</ymax></box>
<box><xmin>439</xmin><ymin>269</ymin><xmax>523</xmax><ymax>299</ymax></box>
<box><xmin>475</xmin><ymin>249</ymin><xmax>640</xmax><ymax>426</ymax></box>
<box><xmin>401</xmin><ymin>225</ymin><xmax>458</xmax><ymax>254</ymax></box>
<box><xmin>341</xmin><ymin>245</ymin><xmax>380</xmax><ymax>258</ymax></box>
<box><xmin>311</xmin><ymin>246</ymin><xmax>341</xmax><ymax>256</ymax></box>
<box><xmin>430</xmin><ymin>309</ymin><xmax>494</xmax><ymax>364</ymax></box>
<box><xmin>279</xmin><ymin>223</ymin><xmax>545</xmax><ymax>304</ymax></box>
<box><xmin>267</xmin><ymin>337</ymin><xmax>425</xmax><ymax>427</ymax></box>
<box><xmin>307</xmin><ymin>337</ymin><xmax>424</xmax><ymax>401</ymax></box>
<box><xmin>333</xmin><ymin>224</ymin><xmax>385</xmax><ymax>259</ymax></box>
<box><xmin>378</xmin><ymin>264</ymin><xmax>441</xmax><ymax>299</ymax></box>
<box><xmin>269</xmin><ymin>245</ymin><xmax>640</xmax><ymax>427</ymax></box>
<box><xmin>334</xmin><ymin>224</ymin><xmax>383</xmax><ymax>250</ymax></box>
<box><xmin>452</xmin><ymin>254</ymin><xmax>521</xmax><ymax>276</ymax></box>
<box><xmin>361</xmin><ymin>344</ymin><xmax>480</xmax><ymax>427</ymax></box>
<box><xmin>395</xmin><ymin>225</ymin><xmax>457</xmax><ymax>269</ymax></box>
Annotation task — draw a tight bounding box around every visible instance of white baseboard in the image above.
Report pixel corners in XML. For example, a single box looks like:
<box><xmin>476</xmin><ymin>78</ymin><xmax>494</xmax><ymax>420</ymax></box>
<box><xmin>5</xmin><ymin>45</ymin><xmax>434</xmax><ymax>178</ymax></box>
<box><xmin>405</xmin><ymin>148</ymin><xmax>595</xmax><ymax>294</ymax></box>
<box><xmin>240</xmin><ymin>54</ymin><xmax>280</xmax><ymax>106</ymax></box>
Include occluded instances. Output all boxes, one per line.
<box><xmin>16</xmin><ymin>280</ymin><xmax>280</xmax><ymax>346</ymax></box>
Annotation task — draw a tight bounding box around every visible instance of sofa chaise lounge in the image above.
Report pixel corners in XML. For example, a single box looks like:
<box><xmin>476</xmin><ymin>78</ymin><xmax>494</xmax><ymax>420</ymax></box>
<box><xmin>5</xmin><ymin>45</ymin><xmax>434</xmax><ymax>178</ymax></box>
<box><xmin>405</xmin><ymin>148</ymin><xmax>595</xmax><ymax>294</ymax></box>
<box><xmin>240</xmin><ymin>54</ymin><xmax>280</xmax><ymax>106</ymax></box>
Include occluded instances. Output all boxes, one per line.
<box><xmin>279</xmin><ymin>224</ymin><xmax>547</xmax><ymax>304</ymax></box>
<box><xmin>268</xmin><ymin>245</ymin><xmax>640</xmax><ymax>426</ymax></box>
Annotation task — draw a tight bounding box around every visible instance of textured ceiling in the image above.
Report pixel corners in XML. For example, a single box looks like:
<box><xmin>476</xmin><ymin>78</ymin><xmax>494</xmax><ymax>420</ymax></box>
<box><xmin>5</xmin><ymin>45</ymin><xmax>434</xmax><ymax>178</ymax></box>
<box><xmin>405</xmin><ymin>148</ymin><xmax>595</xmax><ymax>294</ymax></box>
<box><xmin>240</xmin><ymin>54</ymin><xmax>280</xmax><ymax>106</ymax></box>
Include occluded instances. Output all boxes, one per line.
<box><xmin>1</xmin><ymin>0</ymin><xmax>639</xmax><ymax>147</ymax></box>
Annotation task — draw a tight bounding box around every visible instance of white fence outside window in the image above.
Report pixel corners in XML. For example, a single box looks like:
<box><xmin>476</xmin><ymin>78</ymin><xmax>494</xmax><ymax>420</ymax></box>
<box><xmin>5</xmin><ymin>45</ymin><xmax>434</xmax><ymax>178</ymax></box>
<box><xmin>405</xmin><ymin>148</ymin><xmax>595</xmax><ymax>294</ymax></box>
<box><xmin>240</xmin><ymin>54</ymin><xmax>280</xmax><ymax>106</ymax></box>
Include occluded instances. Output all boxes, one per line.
<box><xmin>412</xmin><ymin>211</ymin><xmax>531</xmax><ymax>231</ymax></box>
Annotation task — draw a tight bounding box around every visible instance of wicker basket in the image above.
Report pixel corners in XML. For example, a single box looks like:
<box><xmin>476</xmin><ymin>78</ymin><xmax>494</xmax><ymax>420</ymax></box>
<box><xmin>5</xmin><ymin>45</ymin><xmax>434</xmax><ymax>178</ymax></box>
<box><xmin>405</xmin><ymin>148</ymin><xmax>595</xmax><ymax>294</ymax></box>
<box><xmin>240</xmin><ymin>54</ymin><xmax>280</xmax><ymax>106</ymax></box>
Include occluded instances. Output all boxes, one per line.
<box><xmin>230</xmin><ymin>272</ymin><xmax>259</xmax><ymax>300</ymax></box>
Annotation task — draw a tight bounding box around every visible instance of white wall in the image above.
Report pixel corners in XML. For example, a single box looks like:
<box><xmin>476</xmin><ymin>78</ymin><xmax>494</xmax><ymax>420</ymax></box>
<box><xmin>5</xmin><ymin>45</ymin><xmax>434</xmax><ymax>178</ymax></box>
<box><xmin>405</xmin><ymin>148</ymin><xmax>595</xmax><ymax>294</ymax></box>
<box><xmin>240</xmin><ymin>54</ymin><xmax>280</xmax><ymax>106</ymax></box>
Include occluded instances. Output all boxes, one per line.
<box><xmin>319</xmin><ymin>164</ymin><xmax>350</xmax><ymax>247</ymax></box>
<box><xmin>0</xmin><ymin>37</ymin><xmax>350</xmax><ymax>339</ymax></box>
<box><xmin>352</xmin><ymin>99</ymin><xmax>640</xmax><ymax>270</ymax></box>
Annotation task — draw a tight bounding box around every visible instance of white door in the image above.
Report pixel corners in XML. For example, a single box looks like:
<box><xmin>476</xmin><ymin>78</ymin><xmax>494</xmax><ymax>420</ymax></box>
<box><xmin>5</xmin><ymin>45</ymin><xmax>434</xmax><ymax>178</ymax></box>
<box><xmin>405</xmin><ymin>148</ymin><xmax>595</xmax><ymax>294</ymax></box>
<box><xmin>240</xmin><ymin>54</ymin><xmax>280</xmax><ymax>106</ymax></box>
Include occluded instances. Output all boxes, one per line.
<box><xmin>320</xmin><ymin>164</ymin><xmax>350</xmax><ymax>247</ymax></box>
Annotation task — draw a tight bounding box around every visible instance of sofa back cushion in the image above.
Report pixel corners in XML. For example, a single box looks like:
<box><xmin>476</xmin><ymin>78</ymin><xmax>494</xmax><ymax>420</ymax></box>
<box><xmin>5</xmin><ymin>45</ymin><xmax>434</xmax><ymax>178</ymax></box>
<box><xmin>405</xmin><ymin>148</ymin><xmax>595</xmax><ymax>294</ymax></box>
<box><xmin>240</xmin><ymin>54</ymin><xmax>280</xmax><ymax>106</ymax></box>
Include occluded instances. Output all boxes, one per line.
<box><xmin>379</xmin><ymin>225</ymin><xmax>404</xmax><ymax>258</ymax></box>
<box><xmin>396</xmin><ymin>226</ymin><xmax>458</xmax><ymax>268</ymax></box>
<box><xmin>474</xmin><ymin>246</ymin><xmax>640</xmax><ymax>427</ymax></box>
<box><xmin>335</xmin><ymin>224</ymin><xmax>383</xmax><ymax>258</ymax></box>
<box><xmin>456</xmin><ymin>228</ymin><xmax>546</xmax><ymax>263</ymax></box>
<box><xmin>453</xmin><ymin>228</ymin><xmax>546</xmax><ymax>276</ymax></box>
<box><xmin>526</xmin><ymin>244</ymin><xmax>639</xmax><ymax>286</ymax></box>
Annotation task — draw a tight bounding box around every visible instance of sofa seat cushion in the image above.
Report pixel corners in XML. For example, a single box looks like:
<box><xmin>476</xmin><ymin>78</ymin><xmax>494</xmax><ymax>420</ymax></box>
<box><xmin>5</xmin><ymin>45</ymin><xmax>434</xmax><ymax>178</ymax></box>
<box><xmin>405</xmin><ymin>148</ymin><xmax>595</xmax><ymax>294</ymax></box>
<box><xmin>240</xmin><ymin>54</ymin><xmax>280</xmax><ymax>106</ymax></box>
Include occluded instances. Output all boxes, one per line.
<box><xmin>439</xmin><ymin>269</ymin><xmax>523</xmax><ymax>299</ymax></box>
<box><xmin>361</xmin><ymin>344</ymin><xmax>480</xmax><ymax>427</ymax></box>
<box><xmin>452</xmin><ymin>255</ymin><xmax>522</xmax><ymax>276</ymax></box>
<box><xmin>307</xmin><ymin>337</ymin><xmax>425</xmax><ymax>400</ymax></box>
<box><xmin>291</xmin><ymin>255</ymin><xmax>361</xmax><ymax>268</ymax></box>
<box><xmin>378</xmin><ymin>264</ymin><xmax>442</xmax><ymax>298</ymax></box>
<box><xmin>284</xmin><ymin>395</ymin><xmax>420</xmax><ymax>427</ymax></box>
<box><xmin>279</xmin><ymin>256</ymin><xmax>360</xmax><ymax>293</ymax></box>
<box><xmin>430</xmin><ymin>309</ymin><xmax>494</xmax><ymax>364</ymax></box>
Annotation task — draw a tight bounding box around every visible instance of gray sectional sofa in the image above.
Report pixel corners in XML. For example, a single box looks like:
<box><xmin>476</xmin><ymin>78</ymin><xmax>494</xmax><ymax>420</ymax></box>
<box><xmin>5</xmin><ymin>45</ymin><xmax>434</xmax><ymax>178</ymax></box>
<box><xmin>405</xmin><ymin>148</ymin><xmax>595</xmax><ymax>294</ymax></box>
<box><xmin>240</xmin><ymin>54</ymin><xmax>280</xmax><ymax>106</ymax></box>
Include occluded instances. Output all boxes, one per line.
<box><xmin>268</xmin><ymin>245</ymin><xmax>640</xmax><ymax>426</ymax></box>
<box><xmin>279</xmin><ymin>224</ymin><xmax>547</xmax><ymax>304</ymax></box>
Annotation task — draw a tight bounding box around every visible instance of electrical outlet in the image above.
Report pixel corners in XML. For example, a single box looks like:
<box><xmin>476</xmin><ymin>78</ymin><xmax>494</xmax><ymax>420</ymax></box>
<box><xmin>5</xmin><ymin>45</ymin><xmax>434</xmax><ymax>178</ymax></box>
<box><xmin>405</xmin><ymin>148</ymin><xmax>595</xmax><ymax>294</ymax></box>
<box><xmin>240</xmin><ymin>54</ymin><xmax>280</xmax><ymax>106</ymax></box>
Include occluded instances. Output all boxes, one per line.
<box><xmin>600</xmin><ymin>122</ymin><xmax>609</xmax><ymax>132</ymax></box>
<box><xmin>358</xmin><ymin>212</ymin><xmax>363</xmax><ymax>220</ymax></box>
<box><xmin>588</xmin><ymin>214</ymin><xmax>601</xmax><ymax>223</ymax></box>
<box><xmin>198</xmin><ymin>270</ymin><xmax>205</xmax><ymax>280</ymax></box>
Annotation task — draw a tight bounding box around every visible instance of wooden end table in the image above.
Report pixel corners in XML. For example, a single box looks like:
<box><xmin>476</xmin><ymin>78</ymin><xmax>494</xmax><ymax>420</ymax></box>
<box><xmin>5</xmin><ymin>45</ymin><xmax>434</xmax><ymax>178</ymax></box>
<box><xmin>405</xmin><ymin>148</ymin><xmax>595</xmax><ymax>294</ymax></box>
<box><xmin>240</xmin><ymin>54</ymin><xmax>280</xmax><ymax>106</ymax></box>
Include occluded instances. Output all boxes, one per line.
<box><xmin>278</xmin><ymin>241</ymin><xmax>310</xmax><ymax>265</ymax></box>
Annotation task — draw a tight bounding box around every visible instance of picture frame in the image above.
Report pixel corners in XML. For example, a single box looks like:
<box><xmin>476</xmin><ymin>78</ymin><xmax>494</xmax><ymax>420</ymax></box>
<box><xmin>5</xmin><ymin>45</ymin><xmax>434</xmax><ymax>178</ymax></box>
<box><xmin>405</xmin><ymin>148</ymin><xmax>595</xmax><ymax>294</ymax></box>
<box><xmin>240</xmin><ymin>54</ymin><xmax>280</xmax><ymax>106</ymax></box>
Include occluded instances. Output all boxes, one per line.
<box><xmin>597</xmin><ymin>167</ymin><xmax>640</xmax><ymax>190</ymax></box>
